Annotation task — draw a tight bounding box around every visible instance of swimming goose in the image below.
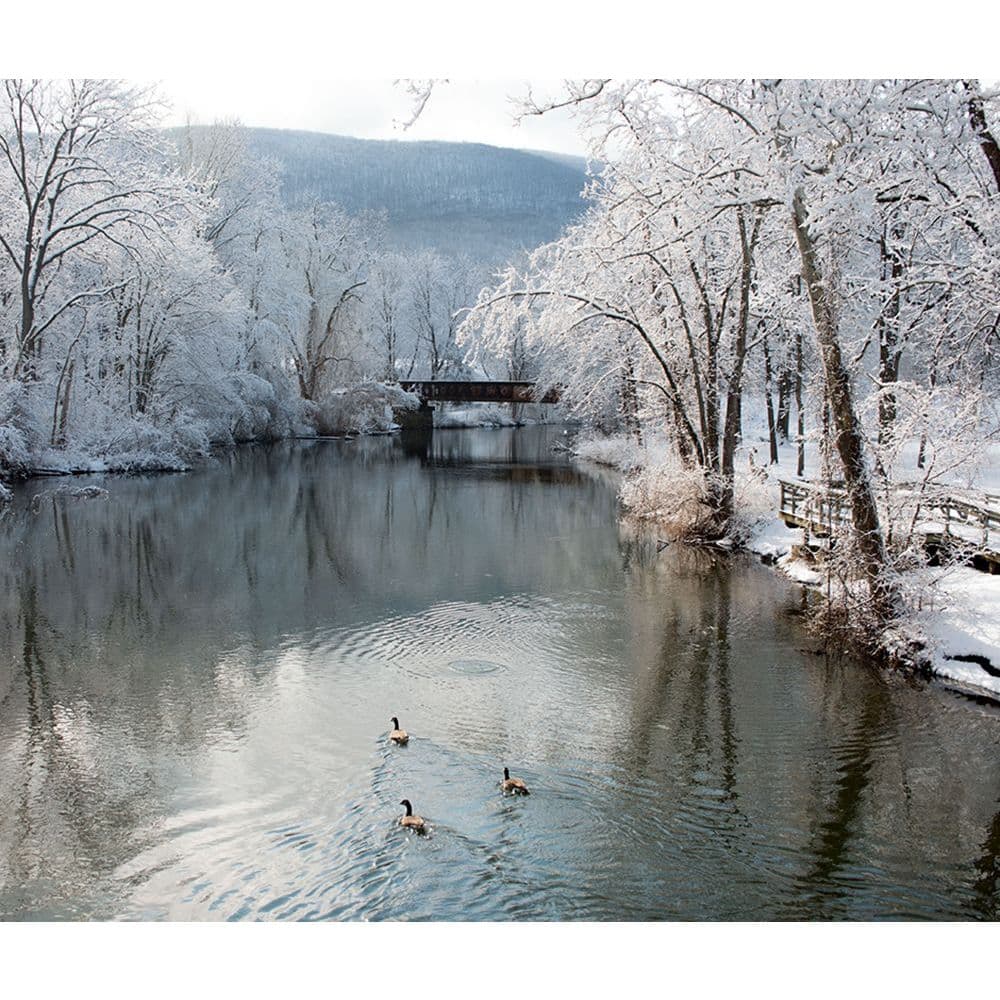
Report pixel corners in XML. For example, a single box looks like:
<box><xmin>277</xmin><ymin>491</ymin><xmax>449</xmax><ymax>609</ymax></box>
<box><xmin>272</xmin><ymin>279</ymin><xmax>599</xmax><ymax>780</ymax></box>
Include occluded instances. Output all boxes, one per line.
<box><xmin>501</xmin><ymin>767</ymin><xmax>529</xmax><ymax>795</ymax></box>
<box><xmin>399</xmin><ymin>799</ymin><xmax>425</xmax><ymax>830</ymax></box>
<box><xmin>389</xmin><ymin>717</ymin><xmax>409</xmax><ymax>744</ymax></box>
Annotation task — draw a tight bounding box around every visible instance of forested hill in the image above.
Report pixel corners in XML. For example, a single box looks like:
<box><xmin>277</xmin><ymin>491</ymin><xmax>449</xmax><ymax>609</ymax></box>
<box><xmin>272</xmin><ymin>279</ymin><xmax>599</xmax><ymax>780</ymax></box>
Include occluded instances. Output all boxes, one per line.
<box><xmin>224</xmin><ymin>127</ymin><xmax>589</xmax><ymax>259</ymax></box>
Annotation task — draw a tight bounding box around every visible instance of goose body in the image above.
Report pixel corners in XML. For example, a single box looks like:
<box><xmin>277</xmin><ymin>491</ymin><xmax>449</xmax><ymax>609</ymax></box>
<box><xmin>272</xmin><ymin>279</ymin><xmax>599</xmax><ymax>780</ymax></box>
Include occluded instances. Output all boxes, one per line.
<box><xmin>398</xmin><ymin>799</ymin><xmax>425</xmax><ymax>831</ymax></box>
<box><xmin>501</xmin><ymin>767</ymin><xmax>529</xmax><ymax>795</ymax></box>
<box><xmin>389</xmin><ymin>716</ymin><xmax>409</xmax><ymax>745</ymax></box>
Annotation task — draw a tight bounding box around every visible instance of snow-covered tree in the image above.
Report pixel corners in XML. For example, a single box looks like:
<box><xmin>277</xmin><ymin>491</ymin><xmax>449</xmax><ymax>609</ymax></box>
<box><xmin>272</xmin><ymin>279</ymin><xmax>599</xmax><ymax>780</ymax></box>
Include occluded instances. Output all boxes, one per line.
<box><xmin>0</xmin><ymin>80</ymin><xmax>180</xmax><ymax>382</ymax></box>
<box><xmin>280</xmin><ymin>201</ymin><xmax>378</xmax><ymax>404</ymax></box>
<box><xmin>462</xmin><ymin>78</ymin><xmax>1000</xmax><ymax>651</ymax></box>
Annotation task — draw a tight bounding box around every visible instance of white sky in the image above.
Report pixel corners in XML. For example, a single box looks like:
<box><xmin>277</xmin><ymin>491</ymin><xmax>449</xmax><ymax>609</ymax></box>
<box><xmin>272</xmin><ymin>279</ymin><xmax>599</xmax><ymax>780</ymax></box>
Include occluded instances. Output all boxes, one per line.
<box><xmin>160</xmin><ymin>79</ymin><xmax>589</xmax><ymax>156</ymax></box>
<box><xmin>12</xmin><ymin>0</ymin><xmax>993</xmax><ymax>163</ymax></box>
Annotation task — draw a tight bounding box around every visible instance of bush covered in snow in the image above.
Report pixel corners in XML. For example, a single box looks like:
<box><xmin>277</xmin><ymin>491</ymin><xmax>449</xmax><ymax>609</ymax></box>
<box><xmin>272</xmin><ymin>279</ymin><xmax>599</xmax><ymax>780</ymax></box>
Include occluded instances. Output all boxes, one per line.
<box><xmin>0</xmin><ymin>380</ymin><xmax>31</xmax><ymax>479</ymax></box>
<box><xmin>36</xmin><ymin>412</ymin><xmax>212</xmax><ymax>474</ymax></box>
<box><xmin>572</xmin><ymin>433</ymin><xmax>645</xmax><ymax>473</ymax></box>
<box><xmin>315</xmin><ymin>382</ymin><xmax>419</xmax><ymax>435</ymax></box>
<box><xmin>620</xmin><ymin>458</ymin><xmax>774</xmax><ymax>544</ymax></box>
<box><xmin>578</xmin><ymin>433</ymin><xmax>772</xmax><ymax>546</ymax></box>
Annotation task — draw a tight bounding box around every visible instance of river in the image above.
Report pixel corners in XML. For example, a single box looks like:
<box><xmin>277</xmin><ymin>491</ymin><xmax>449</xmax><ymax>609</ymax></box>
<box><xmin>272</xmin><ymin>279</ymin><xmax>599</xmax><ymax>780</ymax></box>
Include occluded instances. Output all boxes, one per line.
<box><xmin>0</xmin><ymin>426</ymin><xmax>997</xmax><ymax>920</ymax></box>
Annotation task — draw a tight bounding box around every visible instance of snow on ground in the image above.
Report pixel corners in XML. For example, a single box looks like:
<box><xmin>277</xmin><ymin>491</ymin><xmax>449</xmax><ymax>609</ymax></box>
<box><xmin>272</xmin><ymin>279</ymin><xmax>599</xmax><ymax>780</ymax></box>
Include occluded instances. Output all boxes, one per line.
<box><xmin>743</xmin><ymin>421</ymin><xmax>1000</xmax><ymax>499</ymax></box>
<box><xmin>747</xmin><ymin>489</ymin><xmax>1000</xmax><ymax>695</ymax></box>
<box><xmin>744</xmin><ymin>460</ymin><xmax>1000</xmax><ymax>694</ymax></box>
<box><xmin>732</xmin><ymin>422</ymin><xmax>1000</xmax><ymax>696</ymax></box>
<box><xmin>917</xmin><ymin>568</ymin><xmax>1000</xmax><ymax>696</ymax></box>
<box><xmin>748</xmin><ymin>507</ymin><xmax>1000</xmax><ymax>694</ymax></box>
<box><xmin>747</xmin><ymin>518</ymin><xmax>825</xmax><ymax>585</ymax></box>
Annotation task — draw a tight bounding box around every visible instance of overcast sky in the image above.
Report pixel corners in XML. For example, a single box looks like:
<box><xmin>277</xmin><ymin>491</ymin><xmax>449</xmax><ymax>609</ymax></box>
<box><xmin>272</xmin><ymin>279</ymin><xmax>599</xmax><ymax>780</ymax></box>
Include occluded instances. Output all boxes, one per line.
<box><xmin>160</xmin><ymin>79</ymin><xmax>589</xmax><ymax>157</ymax></box>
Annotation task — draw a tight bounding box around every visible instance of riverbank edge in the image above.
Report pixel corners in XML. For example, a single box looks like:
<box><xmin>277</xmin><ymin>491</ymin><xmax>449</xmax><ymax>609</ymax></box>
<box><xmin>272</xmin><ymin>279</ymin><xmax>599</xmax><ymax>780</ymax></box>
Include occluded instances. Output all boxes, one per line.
<box><xmin>747</xmin><ymin>525</ymin><xmax>1000</xmax><ymax>701</ymax></box>
<box><xmin>0</xmin><ymin>416</ymin><xmax>574</xmax><ymax>512</ymax></box>
<box><xmin>0</xmin><ymin>408</ymin><xmax>571</xmax><ymax>497</ymax></box>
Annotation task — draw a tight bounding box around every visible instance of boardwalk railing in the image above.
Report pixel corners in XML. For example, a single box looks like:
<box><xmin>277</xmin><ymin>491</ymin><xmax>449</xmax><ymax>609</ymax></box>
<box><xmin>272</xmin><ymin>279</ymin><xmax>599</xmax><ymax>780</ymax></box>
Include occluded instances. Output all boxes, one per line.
<box><xmin>932</xmin><ymin>494</ymin><xmax>1000</xmax><ymax>552</ymax></box>
<box><xmin>778</xmin><ymin>478</ymin><xmax>1000</xmax><ymax>571</ymax></box>
<box><xmin>778</xmin><ymin>479</ymin><xmax>850</xmax><ymax>535</ymax></box>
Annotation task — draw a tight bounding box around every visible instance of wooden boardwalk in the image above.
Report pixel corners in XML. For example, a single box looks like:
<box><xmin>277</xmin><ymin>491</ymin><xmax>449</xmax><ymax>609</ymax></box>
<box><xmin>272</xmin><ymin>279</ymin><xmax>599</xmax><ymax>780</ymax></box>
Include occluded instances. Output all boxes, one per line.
<box><xmin>778</xmin><ymin>478</ymin><xmax>1000</xmax><ymax>574</ymax></box>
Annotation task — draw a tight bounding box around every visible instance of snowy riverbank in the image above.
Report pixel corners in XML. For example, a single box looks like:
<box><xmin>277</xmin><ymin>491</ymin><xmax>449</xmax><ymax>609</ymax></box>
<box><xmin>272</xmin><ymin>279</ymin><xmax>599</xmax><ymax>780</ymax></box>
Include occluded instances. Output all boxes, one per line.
<box><xmin>746</xmin><ymin>436</ymin><xmax>1000</xmax><ymax>697</ymax></box>
<box><xmin>747</xmin><ymin>520</ymin><xmax>1000</xmax><ymax>697</ymax></box>
<box><xmin>573</xmin><ymin>429</ymin><xmax>1000</xmax><ymax>699</ymax></box>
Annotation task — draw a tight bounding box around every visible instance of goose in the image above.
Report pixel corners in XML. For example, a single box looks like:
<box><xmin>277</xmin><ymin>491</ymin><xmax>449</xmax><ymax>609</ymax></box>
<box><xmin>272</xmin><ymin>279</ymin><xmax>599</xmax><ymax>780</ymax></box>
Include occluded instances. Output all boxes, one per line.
<box><xmin>399</xmin><ymin>799</ymin><xmax>425</xmax><ymax>831</ymax></box>
<box><xmin>389</xmin><ymin>716</ymin><xmax>409</xmax><ymax>745</ymax></box>
<box><xmin>501</xmin><ymin>767</ymin><xmax>529</xmax><ymax>795</ymax></box>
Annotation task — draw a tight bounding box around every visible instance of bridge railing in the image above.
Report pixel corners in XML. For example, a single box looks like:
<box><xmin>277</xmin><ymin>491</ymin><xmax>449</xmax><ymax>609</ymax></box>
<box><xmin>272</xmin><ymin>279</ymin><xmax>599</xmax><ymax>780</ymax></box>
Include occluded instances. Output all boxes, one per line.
<box><xmin>396</xmin><ymin>380</ymin><xmax>561</xmax><ymax>404</ymax></box>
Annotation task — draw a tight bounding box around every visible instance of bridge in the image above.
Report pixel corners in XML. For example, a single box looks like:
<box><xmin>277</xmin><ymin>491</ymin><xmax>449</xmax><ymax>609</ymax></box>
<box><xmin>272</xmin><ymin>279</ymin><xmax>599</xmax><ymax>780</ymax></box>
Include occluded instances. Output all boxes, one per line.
<box><xmin>397</xmin><ymin>380</ymin><xmax>561</xmax><ymax>404</ymax></box>
<box><xmin>778</xmin><ymin>478</ymin><xmax>1000</xmax><ymax>574</ymax></box>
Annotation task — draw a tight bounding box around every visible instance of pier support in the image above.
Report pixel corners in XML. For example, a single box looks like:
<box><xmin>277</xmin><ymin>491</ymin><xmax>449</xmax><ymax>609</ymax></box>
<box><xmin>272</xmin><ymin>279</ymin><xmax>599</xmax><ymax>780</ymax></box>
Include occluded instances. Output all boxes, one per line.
<box><xmin>396</xmin><ymin>399</ymin><xmax>434</xmax><ymax>432</ymax></box>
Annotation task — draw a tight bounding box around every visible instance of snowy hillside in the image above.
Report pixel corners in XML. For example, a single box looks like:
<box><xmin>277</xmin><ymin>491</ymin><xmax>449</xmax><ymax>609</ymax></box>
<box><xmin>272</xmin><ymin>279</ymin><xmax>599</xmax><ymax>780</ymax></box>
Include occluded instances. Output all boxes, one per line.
<box><xmin>171</xmin><ymin>127</ymin><xmax>590</xmax><ymax>259</ymax></box>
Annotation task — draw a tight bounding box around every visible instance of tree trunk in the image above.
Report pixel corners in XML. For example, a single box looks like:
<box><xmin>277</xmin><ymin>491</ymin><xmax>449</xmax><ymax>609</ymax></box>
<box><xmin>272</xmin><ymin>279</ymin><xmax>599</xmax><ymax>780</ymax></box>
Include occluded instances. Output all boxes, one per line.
<box><xmin>673</xmin><ymin>402</ymin><xmax>694</xmax><ymax>465</ymax></box>
<box><xmin>967</xmin><ymin>80</ymin><xmax>1000</xmax><ymax>194</ymax></box>
<box><xmin>776</xmin><ymin>365</ymin><xmax>792</xmax><ymax>443</ymax></box>
<box><xmin>795</xmin><ymin>327</ymin><xmax>805</xmax><ymax>478</ymax></box>
<box><xmin>14</xmin><ymin>279</ymin><xmax>36</xmax><ymax>381</ymax></box>
<box><xmin>57</xmin><ymin>360</ymin><xmax>73</xmax><ymax>445</ymax></box>
<box><xmin>762</xmin><ymin>327</ymin><xmax>779</xmax><ymax>464</ymax></box>
<box><xmin>791</xmin><ymin>187</ymin><xmax>899</xmax><ymax>631</ymax></box>
<box><xmin>620</xmin><ymin>334</ymin><xmax>641</xmax><ymax>444</ymax></box>
<box><xmin>917</xmin><ymin>357</ymin><xmax>938</xmax><ymax>470</ymax></box>
<box><xmin>876</xmin><ymin>225</ymin><xmax>904</xmax><ymax>459</ymax></box>
<box><xmin>719</xmin><ymin>210</ymin><xmax>761</xmax><ymax>527</ymax></box>
<box><xmin>50</xmin><ymin>358</ymin><xmax>74</xmax><ymax>447</ymax></box>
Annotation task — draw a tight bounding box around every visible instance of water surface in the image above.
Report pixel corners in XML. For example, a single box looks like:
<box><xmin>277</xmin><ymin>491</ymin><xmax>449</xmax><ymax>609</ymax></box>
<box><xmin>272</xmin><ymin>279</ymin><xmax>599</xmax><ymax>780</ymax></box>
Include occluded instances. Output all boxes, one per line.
<box><xmin>0</xmin><ymin>427</ymin><xmax>998</xmax><ymax>920</ymax></box>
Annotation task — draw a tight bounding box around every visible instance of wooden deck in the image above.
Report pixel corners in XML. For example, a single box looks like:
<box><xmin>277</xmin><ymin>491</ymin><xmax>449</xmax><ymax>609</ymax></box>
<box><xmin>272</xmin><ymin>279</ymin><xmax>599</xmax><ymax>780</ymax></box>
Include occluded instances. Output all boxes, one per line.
<box><xmin>778</xmin><ymin>479</ymin><xmax>1000</xmax><ymax>574</ymax></box>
